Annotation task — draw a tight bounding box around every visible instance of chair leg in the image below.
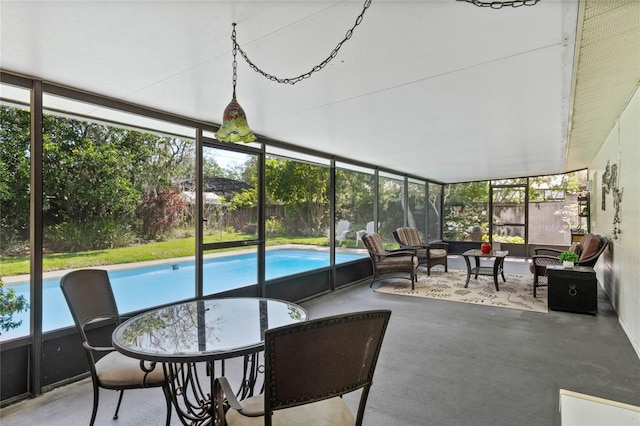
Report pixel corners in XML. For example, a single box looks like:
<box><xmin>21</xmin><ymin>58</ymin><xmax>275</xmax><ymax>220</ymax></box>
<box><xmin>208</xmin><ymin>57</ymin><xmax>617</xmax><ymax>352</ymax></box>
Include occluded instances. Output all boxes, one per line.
<box><xmin>113</xmin><ymin>389</ymin><xmax>125</xmax><ymax>420</ymax></box>
<box><xmin>90</xmin><ymin>382</ymin><xmax>99</xmax><ymax>426</ymax></box>
<box><xmin>411</xmin><ymin>269</ymin><xmax>415</xmax><ymax>290</ymax></box>
<box><xmin>369</xmin><ymin>269</ymin><xmax>378</xmax><ymax>287</ymax></box>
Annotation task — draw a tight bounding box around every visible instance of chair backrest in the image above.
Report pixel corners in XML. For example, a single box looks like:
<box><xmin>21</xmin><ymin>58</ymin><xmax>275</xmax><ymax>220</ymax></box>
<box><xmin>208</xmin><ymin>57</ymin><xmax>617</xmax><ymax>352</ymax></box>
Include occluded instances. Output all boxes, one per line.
<box><xmin>60</xmin><ymin>269</ymin><xmax>121</xmax><ymax>344</ymax></box>
<box><xmin>362</xmin><ymin>232</ymin><xmax>385</xmax><ymax>258</ymax></box>
<box><xmin>365</xmin><ymin>221</ymin><xmax>375</xmax><ymax>234</ymax></box>
<box><xmin>337</xmin><ymin>219</ymin><xmax>350</xmax><ymax>234</ymax></box>
<box><xmin>263</xmin><ymin>310</ymin><xmax>392</xmax><ymax>425</ymax></box>
<box><xmin>578</xmin><ymin>234</ymin><xmax>608</xmax><ymax>266</ymax></box>
<box><xmin>394</xmin><ymin>227</ymin><xmax>422</xmax><ymax>246</ymax></box>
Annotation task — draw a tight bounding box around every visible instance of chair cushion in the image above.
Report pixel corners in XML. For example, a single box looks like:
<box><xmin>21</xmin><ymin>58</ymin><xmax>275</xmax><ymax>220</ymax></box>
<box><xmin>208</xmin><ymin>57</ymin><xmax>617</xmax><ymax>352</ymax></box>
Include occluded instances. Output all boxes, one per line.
<box><xmin>378</xmin><ymin>255</ymin><xmax>419</xmax><ymax>269</ymax></box>
<box><xmin>579</xmin><ymin>234</ymin><xmax>601</xmax><ymax>261</ymax></box>
<box><xmin>225</xmin><ymin>395</ymin><xmax>355</xmax><ymax>426</ymax></box>
<box><xmin>429</xmin><ymin>249</ymin><xmax>447</xmax><ymax>259</ymax></box>
<box><xmin>96</xmin><ymin>351</ymin><xmax>166</xmax><ymax>387</ymax></box>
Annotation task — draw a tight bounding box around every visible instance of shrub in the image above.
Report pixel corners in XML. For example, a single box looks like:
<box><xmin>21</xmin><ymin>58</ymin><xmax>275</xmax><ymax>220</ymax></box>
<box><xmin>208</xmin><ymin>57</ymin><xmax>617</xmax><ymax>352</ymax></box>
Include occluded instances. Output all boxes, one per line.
<box><xmin>489</xmin><ymin>235</ymin><xmax>525</xmax><ymax>244</ymax></box>
<box><xmin>139</xmin><ymin>189</ymin><xmax>187</xmax><ymax>239</ymax></box>
<box><xmin>0</xmin><ymin>278</ymin><xmax>28</xmax><ymax>334</ymax></box>
<box><xmin>45</xmin><ymin>219</ymin><xmax>137</xmax><ymax>252</ymax></box>
<box><xmin>265</xmin><ymin>217</ymin><xmax>285</xmax><ymax>236</ymax></box>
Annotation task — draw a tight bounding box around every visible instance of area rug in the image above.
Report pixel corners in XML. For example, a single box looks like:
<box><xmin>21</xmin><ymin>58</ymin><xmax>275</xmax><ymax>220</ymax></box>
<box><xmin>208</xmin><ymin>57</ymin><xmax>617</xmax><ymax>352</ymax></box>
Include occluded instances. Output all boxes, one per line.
<box><xmin>374</xmin><ymin>270</ymin><xmax>547</xmax><ymax>313</ymax></box>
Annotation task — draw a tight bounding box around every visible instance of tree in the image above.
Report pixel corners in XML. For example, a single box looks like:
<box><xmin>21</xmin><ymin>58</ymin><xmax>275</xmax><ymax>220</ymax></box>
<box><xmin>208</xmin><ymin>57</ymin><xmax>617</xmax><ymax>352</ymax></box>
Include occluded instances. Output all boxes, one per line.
<box><xmin>335</xmin><ymin>169</ymin><xmax>375</xmax><ymax>229</ymax></box>
<box><xmin>265</xmin><ymin>158</ymin><xmax>329</xmax><ymax>235</ymax></box>
<box><xmin>443</xmin><ymin>181</ymin><xmax>489</xmax><ymax>241</ymax></box>
<box><xmin>0</xmin><ymin>106</ymin><xmax>31</xmax><ymax>248</ymax></box>
<box><xmin>1</xmin><ymin>105</ymin><xmax>194</xmax><ymax>253</ymax></box>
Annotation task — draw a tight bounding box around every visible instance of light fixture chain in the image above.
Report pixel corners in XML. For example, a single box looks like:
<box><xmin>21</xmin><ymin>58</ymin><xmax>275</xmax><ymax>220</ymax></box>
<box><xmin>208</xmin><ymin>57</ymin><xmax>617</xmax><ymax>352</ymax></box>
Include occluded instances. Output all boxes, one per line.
<box><xmin>232</xmin><ymin>0</ymin><xmax>373</xmax><ymax>85</ymax></box>
<box><xmin>232</xmin><ymin>23</ymin><xmax>238</xmax><ymax>96</ymax></box>
<box><xmin>457</xmin><ymin>0</ymin><xmax>540</xmax><ymax>8</ymax></box>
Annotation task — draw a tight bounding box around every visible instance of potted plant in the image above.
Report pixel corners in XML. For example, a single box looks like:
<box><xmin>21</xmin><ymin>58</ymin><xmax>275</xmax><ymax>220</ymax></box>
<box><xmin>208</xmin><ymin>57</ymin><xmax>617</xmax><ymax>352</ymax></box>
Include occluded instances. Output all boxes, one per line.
<box><xmin>558</xmin><ymin>251</ymin><xmax>579</xmax><ymax>269</ymax></box>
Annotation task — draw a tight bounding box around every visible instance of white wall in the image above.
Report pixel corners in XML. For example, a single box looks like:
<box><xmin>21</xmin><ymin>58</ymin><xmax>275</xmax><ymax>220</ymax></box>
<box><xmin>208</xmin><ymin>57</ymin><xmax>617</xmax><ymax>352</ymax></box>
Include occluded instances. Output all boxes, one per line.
<box><xmin>589</xmin><ymin>86</ymin><xmax>640</xmax><ymax>359</ymax></box>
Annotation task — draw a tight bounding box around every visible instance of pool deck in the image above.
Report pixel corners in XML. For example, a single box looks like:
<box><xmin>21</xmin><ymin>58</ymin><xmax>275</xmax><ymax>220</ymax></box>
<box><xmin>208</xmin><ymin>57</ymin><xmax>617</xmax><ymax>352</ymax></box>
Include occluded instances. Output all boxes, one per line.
<box><xmin>3</xmin><ymin>257</ymin><xmax>639</xmax><ymax>426</ymax></box>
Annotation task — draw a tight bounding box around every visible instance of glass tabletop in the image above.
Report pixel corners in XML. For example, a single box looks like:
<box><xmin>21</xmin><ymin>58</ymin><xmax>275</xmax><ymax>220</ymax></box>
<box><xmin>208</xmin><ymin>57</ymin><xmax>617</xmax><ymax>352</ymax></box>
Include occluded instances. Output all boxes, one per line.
<box><xmin>462</xmin><ymin>249</ymin><xmax>509</xmax><ymax>258</ymax></box>
<box><xmin>113</xmin><ymin>297</ymin><xmax>307</xmax><ymax>362</ymax></box>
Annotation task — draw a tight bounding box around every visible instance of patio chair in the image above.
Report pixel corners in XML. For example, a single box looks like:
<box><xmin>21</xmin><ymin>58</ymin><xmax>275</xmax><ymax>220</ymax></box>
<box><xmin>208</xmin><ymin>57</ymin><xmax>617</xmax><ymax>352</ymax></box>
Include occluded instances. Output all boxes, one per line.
<box><xmin>336</xmin><ymin>219</ymin><xmax>351</xmax><ymax>244</ymax></box>
<box><xmin>60</xmin><ymin>269</ymin><xmax>172</xmax><ymax>426</ymax></box>
<box><xmin>393</xmin><ymin>227</ymin><xmax>449</xmax><ymax>276</ymax></box>
<box><xmin>355</xmin><ymin>221</ymin><xmax>375</xmax><ymax>247</ymax></box>
<box><xmin>362</xmin><ymin>232</ymin><xmax>418</xmax><ymax>289</ymax></box>
<box><xmin>529</xmin><ymin>233</ymin><xmax>608</xmax><ymax>297</ymax></box>
<box><xmin>216</xmin><ymin>309</ymin><xmax>392</xmax><ymax>426</ymax></box>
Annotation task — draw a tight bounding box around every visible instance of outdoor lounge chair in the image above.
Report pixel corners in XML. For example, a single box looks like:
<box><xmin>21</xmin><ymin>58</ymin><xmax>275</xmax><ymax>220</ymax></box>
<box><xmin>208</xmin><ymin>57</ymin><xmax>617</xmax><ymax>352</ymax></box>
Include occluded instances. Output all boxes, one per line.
<box><xmin>216</xmin><ymin>310</ymin><xmax>392</xmax><ymax>426</ymax></box>
<box><xmin>529</xmin><ymin>233</ymin><xmax>608</xmax><ymax>297</ymax></box>
<box><xmin>60</xmin><ymin>269</ymin><xmax>172</xmax><ymax>426</ymax></box>
<box><xmin>335</xmin><ymin>219</ymin><xmax>351</xmax><ymax>244</ymax></box>
<box><xmin>355</xmin><ymin>221</ymin><xmax>375</xmax><ymax>247</ymax></box>
<box><xmin>393</xmin><ymin>227</ymin><xmax>449</xmax><ymax>276</ymax></box>
<box><xmin>362</xmin><ymin>232</ymin><xmax>418</xmax><ymax>289</ymax></box>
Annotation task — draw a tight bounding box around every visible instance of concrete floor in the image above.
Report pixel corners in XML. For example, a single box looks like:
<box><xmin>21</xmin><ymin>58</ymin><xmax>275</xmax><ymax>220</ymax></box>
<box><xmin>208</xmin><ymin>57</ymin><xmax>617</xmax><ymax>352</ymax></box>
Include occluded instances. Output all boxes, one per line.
<box><xmin>2</xmin><ymin>257</ymin><xmax>640</xmax><ymax>425</ymax></box>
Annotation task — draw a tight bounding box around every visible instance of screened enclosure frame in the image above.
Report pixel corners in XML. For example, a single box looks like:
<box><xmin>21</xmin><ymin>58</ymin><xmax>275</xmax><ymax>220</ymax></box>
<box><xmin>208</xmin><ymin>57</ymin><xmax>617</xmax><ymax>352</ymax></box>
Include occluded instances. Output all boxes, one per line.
<box><xmin>0</xmin><ymin>70</ymin><xmax>444</xmax><ymax>403</ymax></box>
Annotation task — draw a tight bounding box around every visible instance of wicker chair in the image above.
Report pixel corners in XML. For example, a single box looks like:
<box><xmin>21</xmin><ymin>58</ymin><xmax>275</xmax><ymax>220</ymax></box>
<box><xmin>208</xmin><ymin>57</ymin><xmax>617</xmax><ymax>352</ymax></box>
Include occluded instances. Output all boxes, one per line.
<box><xmin>216</xmin><ymin>310</ymin><xmax>392</xmax><ymax>426</ymax></box>
<box><xmin>362</xmin><ymin>232</ymin><xmax>418</xmax><ymax>289</ymax></box>
<box><xmin>530</xmin><ymin>234</ymin><xmax>608</xmax><ymax>297</ymax></box>
<box><xmin>393</xmin><ymin>227</ymin><xmax>449</xmax><ymax>276</ymax></box>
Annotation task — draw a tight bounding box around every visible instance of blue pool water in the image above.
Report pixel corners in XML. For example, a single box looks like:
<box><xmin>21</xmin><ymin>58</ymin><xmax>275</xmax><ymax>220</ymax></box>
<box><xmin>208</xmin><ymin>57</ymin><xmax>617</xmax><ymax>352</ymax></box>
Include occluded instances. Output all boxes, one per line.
<box><xmin>1</xmin><ymin>249</ymin><xmax>366</xmax><ymax>340</ymax></box>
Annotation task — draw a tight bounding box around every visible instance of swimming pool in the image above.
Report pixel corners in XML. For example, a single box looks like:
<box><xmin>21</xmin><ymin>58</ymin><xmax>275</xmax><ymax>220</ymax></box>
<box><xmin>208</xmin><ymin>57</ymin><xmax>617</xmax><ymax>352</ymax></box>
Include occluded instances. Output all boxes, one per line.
<box><xmin>1</xmin><ymin>249</ymin><xmax>367</xmax><ymax>340</ymax></box>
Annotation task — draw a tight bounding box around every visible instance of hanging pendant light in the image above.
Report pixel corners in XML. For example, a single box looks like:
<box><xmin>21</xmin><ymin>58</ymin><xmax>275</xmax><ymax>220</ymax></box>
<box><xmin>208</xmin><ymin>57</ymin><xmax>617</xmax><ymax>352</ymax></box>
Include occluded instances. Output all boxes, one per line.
<box><xmin>215</xmin><ymin>23</ymin><xmax>256</xmax><ymax>143</ymax></box>
<box><xmin>216</xmin><ymin>1</ymin><xmax>371</xmax><ymax>141</ymax></box>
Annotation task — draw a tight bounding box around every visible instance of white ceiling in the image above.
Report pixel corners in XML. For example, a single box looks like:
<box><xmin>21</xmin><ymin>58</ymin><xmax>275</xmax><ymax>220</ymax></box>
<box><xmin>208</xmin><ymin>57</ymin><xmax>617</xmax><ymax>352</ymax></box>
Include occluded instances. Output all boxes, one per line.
<box><xmin>0</xmin><ymin>1</ymin><xmax>636</xmax><ymax>183</ymax></box>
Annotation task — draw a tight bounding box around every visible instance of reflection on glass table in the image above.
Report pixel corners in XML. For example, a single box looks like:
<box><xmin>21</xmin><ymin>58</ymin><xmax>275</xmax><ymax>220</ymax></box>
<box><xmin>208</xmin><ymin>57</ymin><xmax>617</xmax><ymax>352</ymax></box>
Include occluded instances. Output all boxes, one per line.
<box><xmin>112</xmin><ymin>297</ymin><xmax>307</xmax><ymax>425</ymax></box>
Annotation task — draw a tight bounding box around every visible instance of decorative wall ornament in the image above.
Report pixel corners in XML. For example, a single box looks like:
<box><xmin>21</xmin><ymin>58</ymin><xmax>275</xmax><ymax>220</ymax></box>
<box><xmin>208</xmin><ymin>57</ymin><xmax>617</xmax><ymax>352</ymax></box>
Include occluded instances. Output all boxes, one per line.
<box><xmin>601</xmin><ymin>158</ymin><xmax>623</xmax><ymax>239</ymax></box>
<box><xmin>601</xmin><ymin>160</ymin><xmax>611</xmax><ymax>211</ymax></box>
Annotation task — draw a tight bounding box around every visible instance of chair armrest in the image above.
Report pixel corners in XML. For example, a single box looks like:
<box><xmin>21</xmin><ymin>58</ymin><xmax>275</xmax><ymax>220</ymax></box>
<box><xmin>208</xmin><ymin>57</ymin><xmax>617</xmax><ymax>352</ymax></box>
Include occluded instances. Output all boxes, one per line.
<box><xmin>368</xmin><ymin>247</ymin><xmax>414</xmax><ymax>257</ymax></box>
<box><xmin>534</xmin><ymin>248</ymin><xmax>563</xmax><ymax>256</ymax></box>
<box><xmin>385</xmin><ymin>249</ymin><xmax>418</xmax><ymax>257</ymax></box>
<box><xmin>84</xmin><ymin>342</ymin><xmax>115</xmax><ymax>353</ymax></box>
<box><xmin>427</xmin><ymin>241</ymin><xmax>448</xmax><ymax>250</ymax></box>
<box><xmin>397</xmin><ymin>243</ymin><xmax>427</xmax><ymax>250</ymax></box>
<box><xmin>531</xmin><ymin>255</ymin><xmax>562</xmax><ymax>267</ymax></box>
<box><xmin>215</xmin><ymin>377</ymin><xmax>264</xmax><ymax>417</ymax></box>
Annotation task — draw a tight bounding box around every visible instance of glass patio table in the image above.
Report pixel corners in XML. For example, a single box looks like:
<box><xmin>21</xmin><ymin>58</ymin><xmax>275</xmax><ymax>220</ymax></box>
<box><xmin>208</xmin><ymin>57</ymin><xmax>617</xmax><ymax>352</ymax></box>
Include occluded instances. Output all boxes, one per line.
<box><xmin>462</xmin><ymin>249</ymin><xmax>509</xmax><ymax>291</ymax></box>
<box><xmin>112</xmin><ymin>297</ymin><xmax>307</xmax><ymax>425</ymax></box>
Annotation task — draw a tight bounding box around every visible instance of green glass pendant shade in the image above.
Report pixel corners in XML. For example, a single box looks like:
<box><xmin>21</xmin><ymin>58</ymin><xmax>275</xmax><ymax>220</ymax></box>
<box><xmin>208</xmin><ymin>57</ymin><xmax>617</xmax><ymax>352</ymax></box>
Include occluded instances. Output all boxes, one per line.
<box><xmin>215</xmin><ymin>95</ymin><xmax>256</xmax><ymax>143</ymax></box>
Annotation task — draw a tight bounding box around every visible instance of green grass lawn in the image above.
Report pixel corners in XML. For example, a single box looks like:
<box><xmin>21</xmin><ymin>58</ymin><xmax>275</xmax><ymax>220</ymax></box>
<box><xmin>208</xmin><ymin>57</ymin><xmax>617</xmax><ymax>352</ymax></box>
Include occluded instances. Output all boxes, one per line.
<box><xmin>0</xmin><ymin>235</ymin><xmax>347</xmax><ymax>277</ymax></box>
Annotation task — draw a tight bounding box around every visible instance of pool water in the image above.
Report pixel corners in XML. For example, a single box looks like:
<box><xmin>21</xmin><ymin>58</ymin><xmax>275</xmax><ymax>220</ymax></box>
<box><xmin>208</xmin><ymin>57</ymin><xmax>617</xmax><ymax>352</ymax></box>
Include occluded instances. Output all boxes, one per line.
<box><xmin>1</xmin><ymin>249</ymin><xmax>366</xmax><ymax>340</ymax></box>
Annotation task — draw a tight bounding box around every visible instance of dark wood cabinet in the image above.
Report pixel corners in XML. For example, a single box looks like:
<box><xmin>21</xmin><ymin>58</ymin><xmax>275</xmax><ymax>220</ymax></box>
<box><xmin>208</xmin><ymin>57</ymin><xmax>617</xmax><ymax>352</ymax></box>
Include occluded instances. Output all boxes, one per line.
<box><xmin>547</xmin><ymin>265</ymin><xmax>597</xmax><ymax>315</ymax></box>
